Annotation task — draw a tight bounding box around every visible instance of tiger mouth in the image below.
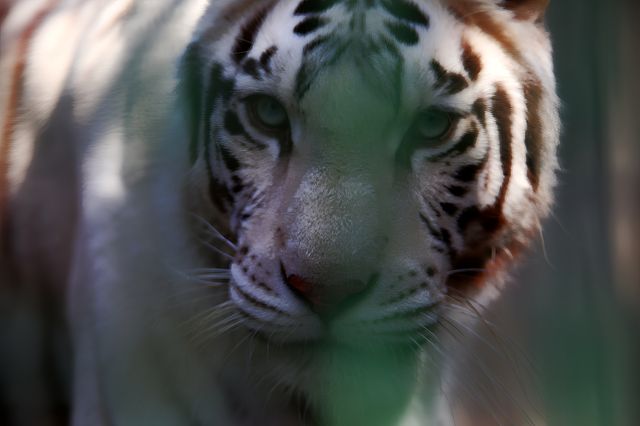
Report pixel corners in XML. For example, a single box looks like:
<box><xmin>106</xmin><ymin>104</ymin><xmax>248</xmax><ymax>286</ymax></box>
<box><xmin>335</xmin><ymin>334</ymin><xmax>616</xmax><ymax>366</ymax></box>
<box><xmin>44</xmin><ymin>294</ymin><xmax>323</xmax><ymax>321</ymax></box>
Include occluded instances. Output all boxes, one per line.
<box><xmin>229</xmin><ymin>259</ymin><xmax>441</xmax><ymax>348</ymax></box>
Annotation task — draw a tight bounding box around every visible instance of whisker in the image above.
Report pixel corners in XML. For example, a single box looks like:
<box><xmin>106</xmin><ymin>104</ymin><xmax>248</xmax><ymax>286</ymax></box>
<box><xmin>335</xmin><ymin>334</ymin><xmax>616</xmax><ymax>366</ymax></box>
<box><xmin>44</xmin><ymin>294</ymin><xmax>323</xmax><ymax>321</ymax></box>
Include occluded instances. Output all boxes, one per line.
<box><xmin>445</xmin><ymin>289</ymin><xmax>540</xmax><ymax>376</ymax></box>
<box><xmin>191</xmin><ymin>213</ymin><xmax>237</xmax><ymax>250</ymax></box>
<box><xmin>537</xmin><ymin>220</ymin><xmax>555</xmax><ymax>269</ymax></box>
<box><xmin>420</xmin><ymin>328</ymin><xmax>506</xmax><ymax>426</ymax></box>
<box><xmin>191</xmin><ymin>313</ymin><xmax>244</xmax><ymax>348</ymax></box>
<box><xmin>200</xmin><ymin>239</ymin><xmax>234</xmax><ymax>260</ymax></box>
<box><xmin>446</xmin><ymin>267</ymin><xmax>488</xmax><ymax>277</ymax></box>
<box><xmin>187</xmin><ymin>267</ymin><xmax>231</xmax><ymax>274</ymax></box>
<box><xmin>436</xmin><ymin>320</ymin><xmax>537</xmax><ymax>426</ymax></box>
<box><xmin>180</xmin><ymin>303</ymin><xmax>236</xmax><ymax>332</ymax></box>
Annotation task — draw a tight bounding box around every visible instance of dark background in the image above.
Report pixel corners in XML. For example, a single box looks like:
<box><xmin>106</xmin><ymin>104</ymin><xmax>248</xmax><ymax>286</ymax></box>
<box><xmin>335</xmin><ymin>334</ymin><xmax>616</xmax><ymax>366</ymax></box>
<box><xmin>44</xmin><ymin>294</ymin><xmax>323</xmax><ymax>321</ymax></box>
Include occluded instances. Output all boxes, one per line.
<box><xmin>487</xmin><ymin>1</ymin><xmax>640</xmax><ymax>425</ymax></box>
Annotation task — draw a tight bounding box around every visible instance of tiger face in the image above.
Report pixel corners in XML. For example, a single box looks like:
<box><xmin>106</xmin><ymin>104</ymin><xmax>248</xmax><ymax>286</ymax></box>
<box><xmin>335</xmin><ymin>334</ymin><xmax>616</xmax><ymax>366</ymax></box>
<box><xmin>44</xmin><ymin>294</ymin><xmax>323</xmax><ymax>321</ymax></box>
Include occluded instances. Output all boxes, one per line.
<box><xmin>185</xmin><ymin>0</ymin><xmax>558</xmax><ymax>351</ymax></box>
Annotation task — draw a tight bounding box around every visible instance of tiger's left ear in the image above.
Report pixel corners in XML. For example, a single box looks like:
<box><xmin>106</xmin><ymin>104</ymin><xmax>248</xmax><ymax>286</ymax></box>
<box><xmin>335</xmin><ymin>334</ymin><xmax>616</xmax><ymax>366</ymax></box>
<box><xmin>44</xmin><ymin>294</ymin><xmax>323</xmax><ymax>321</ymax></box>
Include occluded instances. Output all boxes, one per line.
<box><xmin>500</xmin><ymin>0</ymin><xmax>550</xmax><ymax>23</ymax></box>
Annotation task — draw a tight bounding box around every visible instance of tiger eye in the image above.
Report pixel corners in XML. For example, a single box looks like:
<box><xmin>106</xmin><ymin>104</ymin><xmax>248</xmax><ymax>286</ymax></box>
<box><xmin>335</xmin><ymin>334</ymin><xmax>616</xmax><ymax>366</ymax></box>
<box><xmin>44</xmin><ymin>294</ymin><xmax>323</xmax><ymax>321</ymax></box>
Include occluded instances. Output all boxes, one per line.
<box><xmin>247</xmin><ymin>95</ymin><xmax>289</xmax><ymax>132</ymax></box>
<box><xmin>414</xmin><ymin>109</ymin><xmax>453</xmax><ymax>142</ymax></box>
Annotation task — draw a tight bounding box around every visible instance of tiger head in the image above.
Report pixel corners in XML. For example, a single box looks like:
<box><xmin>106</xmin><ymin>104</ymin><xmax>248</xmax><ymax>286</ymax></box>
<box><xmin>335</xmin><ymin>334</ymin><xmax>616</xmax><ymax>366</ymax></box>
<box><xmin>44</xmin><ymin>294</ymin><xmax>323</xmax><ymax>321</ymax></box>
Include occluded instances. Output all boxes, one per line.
<box><xmin>182</xmin><ymin>0</ymin><xmax>558</xmax><ymax>359</ymax></box>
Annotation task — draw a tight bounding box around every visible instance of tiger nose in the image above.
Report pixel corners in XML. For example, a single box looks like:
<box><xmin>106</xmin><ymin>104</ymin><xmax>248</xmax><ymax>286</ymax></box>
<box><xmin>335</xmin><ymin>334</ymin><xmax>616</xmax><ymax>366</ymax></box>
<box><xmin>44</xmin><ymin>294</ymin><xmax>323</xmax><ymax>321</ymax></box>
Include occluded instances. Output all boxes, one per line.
<box><xmin>282</xmin><ymin>265</ymin><xmax>373</xmax><ymax>314</ymax></box>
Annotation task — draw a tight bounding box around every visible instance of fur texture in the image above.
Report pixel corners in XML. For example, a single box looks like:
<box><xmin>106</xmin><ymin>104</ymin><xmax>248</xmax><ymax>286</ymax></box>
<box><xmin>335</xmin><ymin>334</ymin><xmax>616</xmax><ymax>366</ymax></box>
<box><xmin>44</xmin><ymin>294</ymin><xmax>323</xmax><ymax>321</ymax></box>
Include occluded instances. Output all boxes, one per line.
<box><xmin>0</xmin><ymin>1</ymin><xmax>559</xmax><ymax>425</ymax></box>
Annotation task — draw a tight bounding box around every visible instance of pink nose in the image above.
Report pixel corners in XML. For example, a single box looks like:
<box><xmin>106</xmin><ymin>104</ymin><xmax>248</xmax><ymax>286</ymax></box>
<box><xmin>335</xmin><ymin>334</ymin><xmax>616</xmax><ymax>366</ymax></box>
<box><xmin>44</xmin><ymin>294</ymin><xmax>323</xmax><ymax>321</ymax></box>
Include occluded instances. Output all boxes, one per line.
<box><xmin>284</xmin><ymin>271</ymin><xmax>370</xmax><ymax>314</ymax></box>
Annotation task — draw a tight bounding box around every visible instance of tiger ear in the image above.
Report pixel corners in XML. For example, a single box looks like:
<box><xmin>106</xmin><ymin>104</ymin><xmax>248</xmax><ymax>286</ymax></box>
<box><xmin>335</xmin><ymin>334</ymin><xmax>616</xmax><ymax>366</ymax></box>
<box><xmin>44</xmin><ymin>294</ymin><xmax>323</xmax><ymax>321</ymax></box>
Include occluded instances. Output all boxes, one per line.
<box><xmin>500</xmin><ymin>0</ymin><xmax>550</xmax><ymax>23</ymax></box>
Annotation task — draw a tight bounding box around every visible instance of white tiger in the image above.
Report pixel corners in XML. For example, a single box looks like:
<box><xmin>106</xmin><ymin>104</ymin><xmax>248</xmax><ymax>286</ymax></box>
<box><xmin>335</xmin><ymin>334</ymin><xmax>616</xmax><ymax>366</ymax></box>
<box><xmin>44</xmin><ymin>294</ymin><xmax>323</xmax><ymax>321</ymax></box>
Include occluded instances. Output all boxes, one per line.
<box><xmin>0</xmin><ymin>0</ymin><xmax>559</xmax><ymax>425</ymax></box>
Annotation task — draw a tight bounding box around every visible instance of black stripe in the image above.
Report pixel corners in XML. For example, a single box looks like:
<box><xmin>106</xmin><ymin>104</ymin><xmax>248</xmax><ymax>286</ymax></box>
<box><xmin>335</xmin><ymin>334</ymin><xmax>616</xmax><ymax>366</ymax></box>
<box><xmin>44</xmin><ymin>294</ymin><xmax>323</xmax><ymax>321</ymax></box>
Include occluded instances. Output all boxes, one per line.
<box><xmin>233</xmin><ymin>283</ymin><xmax>290</xmax><ymax>316</ymax></box>
<box><xmin>457</xmin><ymin>206</ymin><xmax>478</xmax><ymax>232</ymax></box>
<box><xmin>294</xmin><ymin>16</ymin><xmax>328</xmax><ymax>36</ymax></box>
<box><xmin>472</xmin><ymin>98</ymin><xmax>487</xmax><ymax>128</ymax></box>
<box><xmin>491</xmin><ymin>85</ymin><xmax>513</xmax><ymax>209</ymax></box>
<box><xmin>461</xmin><ymin>39</ymin><xmax>482</xmax><ymax>80</ymax></box>
<box><xmin>303</xmin><ymin>34</ymin><xmax>331</xmax><ymax>55</ymax></box>
<box><xmin>223</xmin><ymin>110</ymin><xmax>268</xmax><ymax>150</ymax></box>
<box><xmin>209</xmin><ymin>178</ymin><xmax>233</xmax><ymax>213</ymax></box>
<box><xmin>523</xmin><ymin>81</ymin><xmax>543</xmax><ymax>190</ymax></box>
<box><xmin>224</xmin><ymin>110</ymin><xmax>244</xmax><ymax>135</ymax></box>
<box><xmin>381</xmin><ymin>0</ymin><xmax>430</xmax><ymax>27</ymax></box>
<box><xmin>447</xmin><ymin>185</ymin><xmax>468</xmax><ymax>197</ymax></box>
<box><xmin>431</xmin><ymin>60</ymin><xmax>447</xmax><ymax>86</ymax></box>
<box><xmin>384</xmin><ymin>21</ymin><xmax>419</xmax><ymax>45</ymax></box>
<box><xmin>242</xmin><ymin>58</ymin><xmax>261</xmax><ymax>79</ymax></box>
<box><xmin>295</xmin><ymin>39</ymin><xmax>347</xmax><ymax>99</ymax></box>
<box><xmin>259</xmin><ymin>45</ymin><xmax>278</xmax><ymax>73</ymax></box>
<box><xmin>294</xmin><ymin>0</ymin><xmax>338</xmax><ymax>15</ymax></box>
<box><xmin>204</xmin><ymin>64</ymin><xmax>235</xmax><ymax>175</ymax></box>
<box><xmin>231</xmin><ymin>174</ymin><xmax>245</xmax><ymax>194</ymax></box>
<box><xmin>232</xmin><ymin>4</ymin><xmax>273</xmax><ymax>63</ymax></box>
<box><xmin>431</xmin><ymin>60</ymin><xmax>469</xmax><ymax>95</ymax></box>
<box><xmin>427</xmin><ymin>200</ymin><xmax>442</xmax><ymax>218</ymax></box>
<box><xmin>419</xmin><ymin>214</ymin><xmax>453</xmax><ymax>254</ymax></box>
<box><xmin>204</xmin><ymin>63</ymin><xmax>236</xmax><ymax>208</ymax></box>
<box><xmin>220</xmin><ymin>146</ymin><xmax>241</xmax><ymax>172</ymax></box>
<box><xmin>430</xmin><ymin>126</ymin><xmax>479</xmax><ymax>161</ymax></box>
<box><xmin>440</xmin><ymin>202</ymin><xmax>459</xmax><ymax>216</ymax></box>
<box><xmin>379</xmin><ymin>35</ymin><xmax>402</xmax><ymax>57</ymax></box>
<box><xmin>454</xmin><ymin>162</ymin><xmax>482</xmax><ymax>182</ymax></box>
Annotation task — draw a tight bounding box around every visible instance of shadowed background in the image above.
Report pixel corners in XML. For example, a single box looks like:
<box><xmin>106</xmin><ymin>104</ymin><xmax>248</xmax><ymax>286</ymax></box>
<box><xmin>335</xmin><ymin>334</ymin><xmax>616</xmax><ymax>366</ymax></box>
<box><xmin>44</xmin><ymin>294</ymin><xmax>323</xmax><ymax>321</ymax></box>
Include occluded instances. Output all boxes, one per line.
<box><xmin>474</xmin><ymin>1</ymin><xmax>640</xmax><ymax>425</ymax></box>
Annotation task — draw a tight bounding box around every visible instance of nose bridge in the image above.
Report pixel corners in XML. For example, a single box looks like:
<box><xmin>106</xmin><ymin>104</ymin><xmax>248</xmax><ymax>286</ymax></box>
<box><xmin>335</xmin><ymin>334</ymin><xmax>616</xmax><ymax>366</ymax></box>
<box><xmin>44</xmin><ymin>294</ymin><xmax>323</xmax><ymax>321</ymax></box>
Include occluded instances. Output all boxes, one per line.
<box><xmin>285</xmin><ymin>164</ymin><xmax>387</xmax><ymax>282</ymax></box>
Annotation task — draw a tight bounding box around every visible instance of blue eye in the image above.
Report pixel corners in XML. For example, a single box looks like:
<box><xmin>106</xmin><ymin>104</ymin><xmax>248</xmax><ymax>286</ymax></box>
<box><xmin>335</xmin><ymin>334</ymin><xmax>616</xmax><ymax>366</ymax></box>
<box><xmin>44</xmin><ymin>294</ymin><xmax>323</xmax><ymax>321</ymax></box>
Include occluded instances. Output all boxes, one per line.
<box><xmin>395</xmin><ymin>109</ymin><xmax>456</xmax><ymax>167</ymax></box>
<box><xmin>247</xmin><ymin>95</ymin><xmax>289</xmax><ymax>132</ymax></box>
<box><xmin>414</xmin><ymin>109</ymin><xmax>453</xmax><ymax>142</ymax></box>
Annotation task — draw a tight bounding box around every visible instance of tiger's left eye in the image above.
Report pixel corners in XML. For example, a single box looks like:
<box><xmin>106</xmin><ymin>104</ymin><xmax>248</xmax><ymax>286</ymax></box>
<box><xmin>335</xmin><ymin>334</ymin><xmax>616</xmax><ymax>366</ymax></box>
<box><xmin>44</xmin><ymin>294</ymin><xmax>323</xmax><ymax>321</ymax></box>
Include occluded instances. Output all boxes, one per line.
<box><xmin>414</xmin><ymin>109</ymin><xmax>453</xmax><ymax>142</ymax></box>
<box><xmin>247</xmin><ymin>95</ymin><xmax>289</xmax><ymax>132</ymax></box>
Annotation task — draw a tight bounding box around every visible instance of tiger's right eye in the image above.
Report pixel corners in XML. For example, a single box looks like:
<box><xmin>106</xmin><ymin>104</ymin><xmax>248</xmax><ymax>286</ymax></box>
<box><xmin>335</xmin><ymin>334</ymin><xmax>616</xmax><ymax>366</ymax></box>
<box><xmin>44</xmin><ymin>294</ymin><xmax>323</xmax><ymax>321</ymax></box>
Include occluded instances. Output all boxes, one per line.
<box><xmin>395</xmin><ymin>108</ymin><xmax>457</xmax><ymax>167</ymax></box>
<box><xmin>246</xmin><ymin>95</ymin><xmax>290</xmax><ymax>134</ymax></box>
<box><xmin>413</xmin><ymin>109</ymin><xmax>453</xmax><ymax>145</ymax></box>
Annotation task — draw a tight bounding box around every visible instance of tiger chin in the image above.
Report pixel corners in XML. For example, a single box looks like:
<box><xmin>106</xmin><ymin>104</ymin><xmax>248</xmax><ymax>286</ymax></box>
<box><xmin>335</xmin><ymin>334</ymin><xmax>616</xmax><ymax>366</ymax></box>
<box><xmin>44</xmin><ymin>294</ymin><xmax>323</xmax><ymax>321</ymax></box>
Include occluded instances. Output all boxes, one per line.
<box><xmin>0</xmin><ymin>0</ymin><xmax>559</xmax><ymax>425</ymax></box>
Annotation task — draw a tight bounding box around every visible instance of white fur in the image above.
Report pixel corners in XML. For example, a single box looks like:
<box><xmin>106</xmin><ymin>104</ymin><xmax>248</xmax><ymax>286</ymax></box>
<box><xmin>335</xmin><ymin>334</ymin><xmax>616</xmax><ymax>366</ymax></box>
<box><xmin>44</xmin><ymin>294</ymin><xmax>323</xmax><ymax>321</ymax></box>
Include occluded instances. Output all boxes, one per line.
<box><xmin>1</xmin><ymin>0</ymin><xmax>559</xmax><ymax>424</ymax></box>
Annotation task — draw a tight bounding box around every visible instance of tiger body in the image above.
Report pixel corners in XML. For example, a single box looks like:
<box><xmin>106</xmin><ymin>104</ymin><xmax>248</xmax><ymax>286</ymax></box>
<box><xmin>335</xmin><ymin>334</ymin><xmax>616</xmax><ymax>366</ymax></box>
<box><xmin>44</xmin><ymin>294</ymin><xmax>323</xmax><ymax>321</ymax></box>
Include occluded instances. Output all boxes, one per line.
<box><xmin>0</xmin><ymin>0</ymin><xmax>558</xmax><ymax>425</ymax></box>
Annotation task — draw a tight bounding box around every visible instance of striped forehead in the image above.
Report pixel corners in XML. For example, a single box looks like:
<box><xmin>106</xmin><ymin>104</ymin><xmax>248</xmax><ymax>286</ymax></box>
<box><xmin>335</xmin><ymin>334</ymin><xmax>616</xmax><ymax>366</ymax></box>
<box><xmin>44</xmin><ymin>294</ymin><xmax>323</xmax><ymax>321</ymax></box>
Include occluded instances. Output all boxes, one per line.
<box><xmin>290</xmin><ymin>0</ymin><xmax>432</xmax><ymax>41</ymax></box>
<box><xmin>224</xmin><ymin>1</ymin><xmax>467</xmax><ymax>98</ymax></box>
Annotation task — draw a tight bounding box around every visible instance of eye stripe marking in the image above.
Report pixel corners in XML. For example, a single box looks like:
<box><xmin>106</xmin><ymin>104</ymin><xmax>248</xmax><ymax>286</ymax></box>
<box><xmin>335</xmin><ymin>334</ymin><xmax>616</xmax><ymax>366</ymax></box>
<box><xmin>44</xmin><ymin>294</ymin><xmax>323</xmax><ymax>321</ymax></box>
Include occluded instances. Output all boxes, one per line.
<box><xmin>259</xmin><ymin>45</ymin><xmax>278</xmax><ymax>73</ymax></box>
<box><xmin>430</xmin><ymin>60</ymin><xmax>469</xmax><ymax>95</ymax></box>
<box><xmin>461</xmin><ymin>39</ymin><xmax>482</xmax><ymax>81</ymax></box>
<box><xmin>429</xmin><ymin>126</ymin><xmax>479</xmax><ymax>162</ymax></box>
<box><xmin>223</xmin><ymin>110</ymin><xmax>268</xmax><ymax>150</ymax></box>
<box><xmin>232</xmin><ymin>3</ymin><xmax>274</xmax><ymax>64</ymax></box>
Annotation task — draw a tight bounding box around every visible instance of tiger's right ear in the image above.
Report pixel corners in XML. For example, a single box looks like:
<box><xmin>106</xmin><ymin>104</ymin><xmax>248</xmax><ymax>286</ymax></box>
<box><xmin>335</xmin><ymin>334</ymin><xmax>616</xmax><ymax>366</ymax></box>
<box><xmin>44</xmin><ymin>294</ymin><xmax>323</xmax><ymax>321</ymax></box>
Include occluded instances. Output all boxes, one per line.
<box><xmin>179</xmin><ymin>42</ymin><xmax>205</xmax><ymax>165</ymax></box>
<box><xmin>500</xmin><ymin>0</ymin><xmax>550</xmax><ymax>23</ymax></box>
